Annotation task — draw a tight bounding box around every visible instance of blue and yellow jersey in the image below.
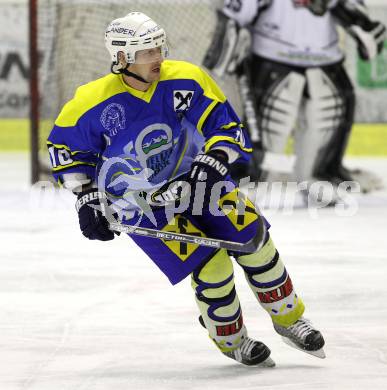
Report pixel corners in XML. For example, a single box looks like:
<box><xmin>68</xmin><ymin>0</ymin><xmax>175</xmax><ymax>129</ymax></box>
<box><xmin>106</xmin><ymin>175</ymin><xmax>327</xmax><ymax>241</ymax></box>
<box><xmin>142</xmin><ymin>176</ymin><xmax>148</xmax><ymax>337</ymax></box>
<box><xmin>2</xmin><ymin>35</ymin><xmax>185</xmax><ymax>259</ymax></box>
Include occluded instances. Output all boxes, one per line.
<box><xmin>47</xmin><ymin>60</ymin><xmax>252</xmax><ymax>193</ymax></box>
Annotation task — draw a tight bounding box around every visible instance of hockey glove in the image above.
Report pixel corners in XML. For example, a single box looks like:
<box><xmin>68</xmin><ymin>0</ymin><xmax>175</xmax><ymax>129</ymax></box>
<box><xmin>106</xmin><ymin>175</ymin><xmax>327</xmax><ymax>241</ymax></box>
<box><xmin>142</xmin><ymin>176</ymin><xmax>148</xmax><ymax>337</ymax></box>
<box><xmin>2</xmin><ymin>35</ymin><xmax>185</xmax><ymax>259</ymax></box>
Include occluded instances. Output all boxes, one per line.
<box><xmin>350</xmin><ymin>21</ymin><xmax>386</xmax><ymax>61</ymax></box>
<box><xmin>187</xmin><ymin>149</ymin><xmax>230</xmax><ymax>211</ymax></box>
<box><xmin>331</xmin><ymin>1</ymin><xmax>386</xmax><ymax>61</ymax></box>
<box><xmin>75</xmin><ymin>188</ymin><xmax>115</xmax><ymax>241</ymax></box>
<box><xmin>202</xmin><ymin>10</ymin><xmax>251</xmax><ymax>77</ymax></box>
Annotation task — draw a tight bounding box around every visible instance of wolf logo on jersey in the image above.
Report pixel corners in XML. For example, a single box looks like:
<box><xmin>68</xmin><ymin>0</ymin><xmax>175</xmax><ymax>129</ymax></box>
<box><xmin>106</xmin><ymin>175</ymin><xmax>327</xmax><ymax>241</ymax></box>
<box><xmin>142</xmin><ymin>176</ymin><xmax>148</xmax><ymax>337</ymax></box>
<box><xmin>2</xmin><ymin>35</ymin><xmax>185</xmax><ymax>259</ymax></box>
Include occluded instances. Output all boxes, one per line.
<box><xmin>100</xmin><ymin>103</ymin><xmax>126</xmax><ymax>136</ymax></box>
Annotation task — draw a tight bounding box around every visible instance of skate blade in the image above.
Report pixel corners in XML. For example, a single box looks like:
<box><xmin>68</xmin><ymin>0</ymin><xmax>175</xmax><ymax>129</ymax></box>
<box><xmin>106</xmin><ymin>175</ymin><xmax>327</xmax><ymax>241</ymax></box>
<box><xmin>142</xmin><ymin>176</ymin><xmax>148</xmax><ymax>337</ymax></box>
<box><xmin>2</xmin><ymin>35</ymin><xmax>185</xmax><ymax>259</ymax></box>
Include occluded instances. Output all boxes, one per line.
<box><xmin>259</xmin><ymin>356</ymin><xmax>276</xmax><ymax>367</ymax></box>
<box><xmin>281</xmin><ymin>336</ymin><xmax>326</xmax><ymax>359</ymax></box>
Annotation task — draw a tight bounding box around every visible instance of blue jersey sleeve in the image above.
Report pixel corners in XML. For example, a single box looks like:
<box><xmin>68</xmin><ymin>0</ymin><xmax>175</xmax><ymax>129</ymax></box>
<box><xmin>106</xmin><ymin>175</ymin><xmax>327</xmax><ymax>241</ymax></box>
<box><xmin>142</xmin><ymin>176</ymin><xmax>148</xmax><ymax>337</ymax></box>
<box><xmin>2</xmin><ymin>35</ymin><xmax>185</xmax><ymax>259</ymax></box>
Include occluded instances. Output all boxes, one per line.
<box><xmin>47</xmin><ymin>93</ymin><xmax>104</xmax><ymax>184</ymax></box>
<box><xmin>46</xmin><ymin>73</ymin><xmax>127</xmax><ymax>184</ymax></box>
<box><xmin>184</xmin><ymin>66</ymin><xmax>252</xmax><ymax>162</ymax></box>
<box><xmin>47</xmin><ymin>124</ymin><xmax>101</xmax><ymax>184</ymax></box>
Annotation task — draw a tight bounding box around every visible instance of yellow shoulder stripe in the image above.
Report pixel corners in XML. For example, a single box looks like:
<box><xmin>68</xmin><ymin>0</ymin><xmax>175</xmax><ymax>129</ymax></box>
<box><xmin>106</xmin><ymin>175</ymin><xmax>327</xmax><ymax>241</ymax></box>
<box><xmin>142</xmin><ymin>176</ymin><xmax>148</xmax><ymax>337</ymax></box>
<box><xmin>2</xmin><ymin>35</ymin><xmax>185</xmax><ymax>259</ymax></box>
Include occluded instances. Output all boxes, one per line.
<box><xmin>160</xmin><ymin>60</ymin><xmax>226</xmax><ymax>103</ymax></box>
<box><xmin>55</xmin><ymin>73</ymin><xmax>126</xmax><ymax>128</ymax></box>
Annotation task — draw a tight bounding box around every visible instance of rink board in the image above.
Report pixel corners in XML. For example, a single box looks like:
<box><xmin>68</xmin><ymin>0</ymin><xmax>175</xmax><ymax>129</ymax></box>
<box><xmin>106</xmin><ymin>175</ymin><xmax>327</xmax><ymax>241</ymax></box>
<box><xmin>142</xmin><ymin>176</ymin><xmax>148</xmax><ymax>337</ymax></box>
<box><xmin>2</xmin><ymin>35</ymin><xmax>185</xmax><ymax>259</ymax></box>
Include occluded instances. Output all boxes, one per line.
<box><xmin>1</xmin><ymin>119</ymin><xmax>387</xmax><ymax>155</ymax></box>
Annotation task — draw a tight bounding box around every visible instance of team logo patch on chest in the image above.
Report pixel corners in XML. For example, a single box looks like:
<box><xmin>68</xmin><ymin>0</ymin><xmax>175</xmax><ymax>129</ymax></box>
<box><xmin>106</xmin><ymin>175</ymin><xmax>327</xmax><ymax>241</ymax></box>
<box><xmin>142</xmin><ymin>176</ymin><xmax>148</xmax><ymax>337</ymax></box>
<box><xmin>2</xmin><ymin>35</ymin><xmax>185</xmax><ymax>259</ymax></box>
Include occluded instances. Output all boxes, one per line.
<box><xmin>135</xmin><ymin>123</ymin><xmax>175</xmax><ymax>179</ymax></box>
<box><xmin>100</xmin><ymin>103</ymin><xmax>126</xmax><ymax>136</ymax></box>
<box><xmin>173</xmin><ymin>90</ymin><xmax>194</xmax><ymax>112</ymax></box>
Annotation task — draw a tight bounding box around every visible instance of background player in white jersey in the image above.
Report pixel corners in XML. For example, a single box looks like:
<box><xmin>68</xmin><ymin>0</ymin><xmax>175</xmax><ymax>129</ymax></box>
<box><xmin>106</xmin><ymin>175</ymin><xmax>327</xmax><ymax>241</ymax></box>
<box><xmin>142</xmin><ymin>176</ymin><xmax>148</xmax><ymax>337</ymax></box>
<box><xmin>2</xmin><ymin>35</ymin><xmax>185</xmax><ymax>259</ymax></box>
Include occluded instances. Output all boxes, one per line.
<box><xmin>204</xmin><ymin>0</ymin><xmax>386</xmax><ymax>197</ymax></box>
<box><xmin>47</xmin><ymin>12</ymin><xmax>325</xmax><ymax>366</ymax></box>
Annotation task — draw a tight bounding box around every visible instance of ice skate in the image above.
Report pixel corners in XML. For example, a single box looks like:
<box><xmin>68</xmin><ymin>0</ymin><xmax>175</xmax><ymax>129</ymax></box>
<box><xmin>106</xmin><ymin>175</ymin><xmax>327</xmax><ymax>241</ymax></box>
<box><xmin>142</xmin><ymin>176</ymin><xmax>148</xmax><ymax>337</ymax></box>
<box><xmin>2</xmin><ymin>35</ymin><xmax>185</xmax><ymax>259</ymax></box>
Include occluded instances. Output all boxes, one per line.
<box><xmin>273</xmin><ymin>317</ymin><xmax>326</xmax><ymax>359</ymax></box>
<box><xmin>198</xmin><ymin>316</ymin><xmax>275</xmax><ymax>367</ymax></box>
<box><xmin>223</xmin><ymin>335</ymin><xmax>276</xmax><ymax>367</ymax></box>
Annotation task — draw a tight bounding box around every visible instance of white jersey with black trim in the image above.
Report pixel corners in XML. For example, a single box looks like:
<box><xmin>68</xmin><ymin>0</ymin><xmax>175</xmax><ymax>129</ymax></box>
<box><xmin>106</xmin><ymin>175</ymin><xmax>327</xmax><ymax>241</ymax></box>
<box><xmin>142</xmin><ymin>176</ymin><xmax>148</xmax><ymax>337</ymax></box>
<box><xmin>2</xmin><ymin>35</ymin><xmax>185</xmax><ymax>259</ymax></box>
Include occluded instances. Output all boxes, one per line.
<box><xmin>223</xmin><ymin>0</ymin><xmax>347</xmax><ymax>67</ymax></box>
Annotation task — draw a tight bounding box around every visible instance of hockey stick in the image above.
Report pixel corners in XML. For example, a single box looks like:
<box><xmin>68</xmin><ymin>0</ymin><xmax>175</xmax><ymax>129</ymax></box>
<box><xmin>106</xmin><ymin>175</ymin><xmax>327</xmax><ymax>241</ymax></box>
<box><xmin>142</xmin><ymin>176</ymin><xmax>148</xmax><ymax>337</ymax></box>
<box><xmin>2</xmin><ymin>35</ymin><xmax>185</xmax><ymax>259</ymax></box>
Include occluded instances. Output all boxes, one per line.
<box><xmin>109</xmin><ymin>221</ymin><xmax>264</xmax><ymax>253</ymax></box>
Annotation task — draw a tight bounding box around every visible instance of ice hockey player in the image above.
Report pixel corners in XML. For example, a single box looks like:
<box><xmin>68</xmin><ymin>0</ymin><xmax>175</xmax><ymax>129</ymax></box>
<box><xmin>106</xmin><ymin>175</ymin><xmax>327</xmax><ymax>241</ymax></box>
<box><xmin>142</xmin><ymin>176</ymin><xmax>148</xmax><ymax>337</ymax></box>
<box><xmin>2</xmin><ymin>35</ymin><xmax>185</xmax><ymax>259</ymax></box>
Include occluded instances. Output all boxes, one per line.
<box><xmin>204</xmin><ymin>0</ymin><xmax>386</xmax><ymax>194</ymax></box>
<box><xmin>47</xmin><ymin>11</ymin><xmax>325</xmax><ymax>366</ymax></box>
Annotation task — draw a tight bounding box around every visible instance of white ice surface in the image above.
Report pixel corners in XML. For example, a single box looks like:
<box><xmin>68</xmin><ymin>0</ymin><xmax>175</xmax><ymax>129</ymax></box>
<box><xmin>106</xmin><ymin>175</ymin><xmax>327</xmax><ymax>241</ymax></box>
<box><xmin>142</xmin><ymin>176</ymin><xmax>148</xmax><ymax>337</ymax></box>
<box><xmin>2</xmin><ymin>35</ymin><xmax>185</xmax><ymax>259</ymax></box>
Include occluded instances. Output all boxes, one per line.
<box><xmin>0</xmin><ymin>153</ymin><xmax>387</xmax><ymax>390</ymax></box>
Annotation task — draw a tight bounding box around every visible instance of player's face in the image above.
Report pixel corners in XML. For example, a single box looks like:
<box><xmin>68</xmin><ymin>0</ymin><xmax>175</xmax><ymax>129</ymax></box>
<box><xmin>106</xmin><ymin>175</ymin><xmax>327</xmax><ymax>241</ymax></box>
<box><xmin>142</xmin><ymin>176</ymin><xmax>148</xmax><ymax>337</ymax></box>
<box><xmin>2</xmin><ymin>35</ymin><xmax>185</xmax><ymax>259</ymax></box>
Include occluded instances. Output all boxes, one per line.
<box><xmin>132</xmin><ymin>47</ymin><xmax>164</xmax><ymax>82</ymax></box>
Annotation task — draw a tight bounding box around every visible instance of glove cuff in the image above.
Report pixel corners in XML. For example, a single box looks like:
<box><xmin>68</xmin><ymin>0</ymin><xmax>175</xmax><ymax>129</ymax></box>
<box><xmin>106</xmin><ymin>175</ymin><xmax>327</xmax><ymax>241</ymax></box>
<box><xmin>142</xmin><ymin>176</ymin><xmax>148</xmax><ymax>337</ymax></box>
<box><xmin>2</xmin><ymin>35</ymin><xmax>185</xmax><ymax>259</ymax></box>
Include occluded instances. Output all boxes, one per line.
<box><xmin>75</xmin><ymin>189</ymin><xmax>107</xmax><ymax>212</ymax></box>
<box><xmin>206</xmin><ymin>148</ymin><xmax>230</xmax><ymax>163</ymax></box>
<box><xmin>193</xmin><ymin>151</ymin><xmax>229</xmax><ymax>178</ymax></box>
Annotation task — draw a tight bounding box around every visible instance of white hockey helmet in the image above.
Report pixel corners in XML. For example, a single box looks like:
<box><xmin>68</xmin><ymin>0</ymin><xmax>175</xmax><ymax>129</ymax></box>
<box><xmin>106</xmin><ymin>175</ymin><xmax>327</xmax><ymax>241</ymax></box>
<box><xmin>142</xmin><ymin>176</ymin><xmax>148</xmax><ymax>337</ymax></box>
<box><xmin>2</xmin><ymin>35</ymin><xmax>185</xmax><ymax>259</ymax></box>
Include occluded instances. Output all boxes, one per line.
<box><xmin>105</xmin><ymin>12</ymin><xmax>168</xmax><ymax>67</ymax></box>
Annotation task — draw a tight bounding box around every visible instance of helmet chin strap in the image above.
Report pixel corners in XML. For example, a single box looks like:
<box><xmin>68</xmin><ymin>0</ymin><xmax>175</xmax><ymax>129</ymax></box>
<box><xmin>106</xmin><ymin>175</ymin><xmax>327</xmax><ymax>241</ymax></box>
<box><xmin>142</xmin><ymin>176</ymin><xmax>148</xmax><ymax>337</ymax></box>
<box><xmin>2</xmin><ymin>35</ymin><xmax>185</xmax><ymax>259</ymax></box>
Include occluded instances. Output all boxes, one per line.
<box><xmin>121</xmin><ymin>63</ymin><xmax>150</xmax><ymax>84</ymax></box>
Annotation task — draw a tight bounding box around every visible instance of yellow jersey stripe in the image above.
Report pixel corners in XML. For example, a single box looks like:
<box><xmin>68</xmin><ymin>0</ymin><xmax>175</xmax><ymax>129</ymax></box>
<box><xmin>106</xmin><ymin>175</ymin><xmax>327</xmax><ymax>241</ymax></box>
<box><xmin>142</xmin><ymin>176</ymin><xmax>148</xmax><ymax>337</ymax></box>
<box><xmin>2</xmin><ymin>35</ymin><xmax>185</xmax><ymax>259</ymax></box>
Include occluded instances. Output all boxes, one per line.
<box><xmin>52</xmin><ymin>161</ymin><xmax>97</xmax><ymax>172</ymax></box>
<box><xmin>197</xmin><ymin>101</ymin><xmax>218</xmax><ymax>135</ymax></box>
<box><xmin>205</xmin><ymin>136</ymin><xmax>253</xmax><ymax>153</ymax></box>
<box><xmin>171</xmin><ymin>132</ymin><xmax>189</xmax><ymax>178</ymax></box>
<box><xmin>221</xmin><ymin>122</ymin><xmax>239</xmax><ymax>130</ymax></box>
<box><xmin>47</xmin><ymin>141</ymin><xmax>93</xmax><ymax>155</ymax></box>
